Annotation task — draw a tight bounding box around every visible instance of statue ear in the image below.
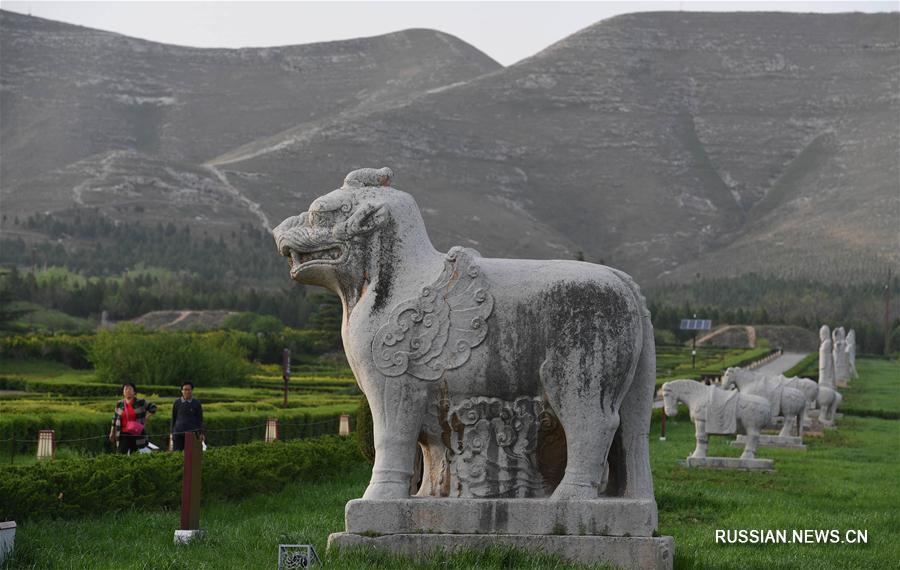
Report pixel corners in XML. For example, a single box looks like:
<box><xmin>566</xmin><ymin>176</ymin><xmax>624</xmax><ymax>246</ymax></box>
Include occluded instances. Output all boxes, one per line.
<box><xmin>334</xmin><ymin>203</ymin><xmax>390</xmax><ymax>239</ymax></box>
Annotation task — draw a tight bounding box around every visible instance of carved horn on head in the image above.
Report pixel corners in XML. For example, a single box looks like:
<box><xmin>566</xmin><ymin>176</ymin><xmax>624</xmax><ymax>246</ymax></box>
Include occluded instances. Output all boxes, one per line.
<box><xmin>343</xmin><ymin>167</ymin><xmax>393</xmax><ymax>189</ymax></box>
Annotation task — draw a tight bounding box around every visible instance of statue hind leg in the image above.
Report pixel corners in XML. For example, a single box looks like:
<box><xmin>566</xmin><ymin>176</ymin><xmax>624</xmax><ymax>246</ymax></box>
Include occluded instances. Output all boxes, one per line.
<box><xmin>615</xmin><ymin>316</ymin><xmax>655</xmax><ymax>499</ymax></box>
<box><xmin>542</xmin><ymin>350</ymin><xmax>625</xmax><ymax>500</ymax></box>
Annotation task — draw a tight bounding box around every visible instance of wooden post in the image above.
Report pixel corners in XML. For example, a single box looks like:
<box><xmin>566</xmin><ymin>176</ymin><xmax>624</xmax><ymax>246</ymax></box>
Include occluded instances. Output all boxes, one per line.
<box><xmin>282</xmin><ymin>348</ymin><xmax>290</xmax><ymax>408</ymax></box>
<box><xmin>36</xmin><ymin>430</ymin><xmax>55</xmax><ymax>460</ymax></box>
<box><xmin>265</xmin><ymin>418</ymin><xmax>279</xmax><ymax>443</ymax></box>
<box><xmin>180</xmin><ymin>432</ymin><xmax>202</xmax><ymax>531</ymax></box>
<box><xmin>339</xmin><ymin>414</ymin><xmax>350</xmax><ymax>437</ymax></box>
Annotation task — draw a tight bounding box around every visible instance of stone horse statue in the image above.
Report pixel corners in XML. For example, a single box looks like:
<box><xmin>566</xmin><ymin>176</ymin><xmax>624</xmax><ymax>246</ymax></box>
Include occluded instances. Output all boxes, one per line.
<box><xmin>660</xmin><ymin>380</ymin><xmax>771</xmax><ymax>460</ymax></box>
<box><xmin>721</xmin><ymin>368</ymin><xmax>808</xmax><ymax>437</ymax></box>
<box><xmin>777</xmin><ymin>374</ymin><xmax>819</xmax><ymax>408</ymax></box>
<box><xmin>273</xmin><ymin>167</ymin><xmax>657</xmax><ymax>502</ymax></box>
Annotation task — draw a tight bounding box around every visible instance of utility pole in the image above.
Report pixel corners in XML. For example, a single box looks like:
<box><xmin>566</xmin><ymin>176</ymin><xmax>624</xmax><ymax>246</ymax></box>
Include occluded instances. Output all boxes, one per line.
<box><xmin>885</xmin><ymin>268</ymin><xmax>893</xmax><ymax>356</ymax></box>
<box><xmin>282</xmin><ymin>348</ymin><xmax>291</xmax><ymax>408</ymax></box>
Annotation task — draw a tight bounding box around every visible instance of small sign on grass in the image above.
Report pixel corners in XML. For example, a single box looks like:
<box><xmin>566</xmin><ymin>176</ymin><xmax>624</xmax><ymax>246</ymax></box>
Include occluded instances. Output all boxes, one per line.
<box><xmin>278</xmin><ymin>544</ymin><xmax>321</xmax><ymax>569</ymax></box>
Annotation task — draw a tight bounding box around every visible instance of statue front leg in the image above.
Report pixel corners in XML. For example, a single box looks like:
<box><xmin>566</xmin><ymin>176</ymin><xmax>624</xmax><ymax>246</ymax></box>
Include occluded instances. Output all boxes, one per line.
<box><xmin>690</xmin><ymin>419</ymin><xmax>708</xmax><ymax>459</ymax></box>
<box><xmin>364</xmin><ymin>376</ymin><xmax>430</xmax><ymax>499</ymax></box>
<box><xmin>741</xmin><ymin>429</ymin><xmax>759</xmax><ymax>459</ymax></box>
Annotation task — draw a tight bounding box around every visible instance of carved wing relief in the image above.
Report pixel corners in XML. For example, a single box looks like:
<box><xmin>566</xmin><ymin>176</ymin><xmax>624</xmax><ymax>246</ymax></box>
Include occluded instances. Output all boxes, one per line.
<box><xmin>372</xmin><ymin>246</ymin><xmax>494</xmax><ymax>381</ymax></box>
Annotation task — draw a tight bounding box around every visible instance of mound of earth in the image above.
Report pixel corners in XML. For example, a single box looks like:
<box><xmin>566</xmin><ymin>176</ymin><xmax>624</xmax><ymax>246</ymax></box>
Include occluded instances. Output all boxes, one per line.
<box><xmin>695</xmin><ymin>325</ymin><xmax>755</xmax><ymax>349</ymax></box>
<box><xmin>130</xmin><ymin>310</ymin><xmax>236</xmax><ymax>331</ymax></box>
<box><xmin>754</xmin><ymin>325</ymin><xmax>818</xmax><ymax>352</ymax></box>
<box><xmin>695</xmin><ymin>324</ymin><xmax>816</xmax><ymax>352</ymax></box>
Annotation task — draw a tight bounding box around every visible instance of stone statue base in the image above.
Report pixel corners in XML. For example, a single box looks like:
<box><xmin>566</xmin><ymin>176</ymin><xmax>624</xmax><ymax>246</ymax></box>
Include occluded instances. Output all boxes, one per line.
<box><xmin>732</xmin><ymin>434</ymin><xmax>805</xmax><ymax>449</ymax></box>
<box><xmin>328</xmin><ymin>498</ymin><xmax>673</xmax><ymax>569</ymax></box>
<box><xmin>329</xmin><ymin>533</ymin><xmax>673</xmax><ymax>569</ymax></box>
<box><xmin>681</xmin><ymin>457</ymin><xmax>774</xmax><ymax>471</ymax></box>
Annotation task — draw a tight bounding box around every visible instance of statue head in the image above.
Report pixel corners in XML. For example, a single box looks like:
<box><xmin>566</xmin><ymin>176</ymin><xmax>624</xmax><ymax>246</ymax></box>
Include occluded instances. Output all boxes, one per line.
<box><xmin>833</xmin><ymin>327</ymin><xmax>846</xmax><ymax>343</ymax></box>
<box><xmin>721</xmin><ymin>367</ymin><xmax>738</xmax><ymax>390</ymax></box>
<box><xmin>659</xmin><ymin>383</ymin><xmax>680</xmax><ymax>417</ymax></box>
<box><xmin>273</xmin><ymin>167</ymin><xmax>435</xmax><ymax>300</ymax></box>
<box><xmin>819</xmin><ymin>324</ymin><xmax>831</xmax><ymax>343</ymax></box>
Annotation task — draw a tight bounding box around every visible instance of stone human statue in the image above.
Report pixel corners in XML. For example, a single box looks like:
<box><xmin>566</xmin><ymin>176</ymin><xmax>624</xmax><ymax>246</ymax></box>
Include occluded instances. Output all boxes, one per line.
<box><xmin>273</xmin><ymin>167</ymin><xmax>657</xmax><ymax>501</ymax></box>
<box><xmin>818</xmin><ymin>325</ymin><xmax>836</xmax><ymax>390</ymax></box>
<box><xmin>833</xmin><ymin>327</ymin><xmax>850</xmax><ymax>386</ymax></box>
<box><xmin>846</xmin><ymin>329</ymin><xmax>858</xmax><ymax>379</ymax></box>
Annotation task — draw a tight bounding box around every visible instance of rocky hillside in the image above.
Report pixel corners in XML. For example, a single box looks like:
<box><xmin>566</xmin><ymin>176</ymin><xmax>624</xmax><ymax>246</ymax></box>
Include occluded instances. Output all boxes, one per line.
<box><xmin>1</xmin><ymin>10</ymin><xmax>897</xmax><ymax>287</ymax></box>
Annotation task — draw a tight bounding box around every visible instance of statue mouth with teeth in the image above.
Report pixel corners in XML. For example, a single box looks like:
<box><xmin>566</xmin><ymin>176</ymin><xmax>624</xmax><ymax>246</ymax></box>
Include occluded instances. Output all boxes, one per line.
<box><xmin>273</xmin><ymin>167</ymin><xmax>657</xmax><ymax>505</ymax></box>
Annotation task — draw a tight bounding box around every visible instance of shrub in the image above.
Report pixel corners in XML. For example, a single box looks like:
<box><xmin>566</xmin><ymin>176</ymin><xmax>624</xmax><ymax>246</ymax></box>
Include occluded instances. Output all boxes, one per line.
<box><xmin>0</xmin><ymin>333</ymin><xmax>92</xmax><ymax>368</ymax></box>
<box><xmin>90</xmin><ymin>326</ymin><xmax>251</xmax><ymax>387</ymax></box>
<box><xmin>0</xmin><ymin>436</ymin><xmax>362</xmax><ymax>521</ymax></box>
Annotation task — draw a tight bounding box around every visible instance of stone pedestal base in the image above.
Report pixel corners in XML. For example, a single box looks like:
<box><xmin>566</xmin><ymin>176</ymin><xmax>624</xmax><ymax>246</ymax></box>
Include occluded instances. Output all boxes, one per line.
<box><xmin>328</xmin><ymin>532</ymin><xmax>674</xmax><ymax>569</ymax></box>
<box><xmin>343</xmin><ymin>498</ymin><xmax>658</xmax><ymax>537</ymax></box>
<box><xmin>0</xmin><ymin>521</ymin><xmax>15</xmax><ymax>564</ymax></box>
<box><xmin>732</xmin><ymin>435</ymin><xmax>805</xmax><ymax>449</ymax></box>
<box><xmin>681</xmin><ymin>456</ymin><xmax>774</xmax><ymax>471</ymax></box>
<box><xmin>173</xmin><ymin>529</ymin><xmax>204</xmax><ymax>544</ymax></box>
<box><xmin>329</xmin><ymin>498</ymin><xmax>671</xmax><ymax>569</ymax></box>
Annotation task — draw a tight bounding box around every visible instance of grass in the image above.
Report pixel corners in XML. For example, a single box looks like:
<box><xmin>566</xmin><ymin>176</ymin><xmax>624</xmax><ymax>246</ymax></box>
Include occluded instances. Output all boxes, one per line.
<box><xmin>2</xmin><ymin>462</ymin><xmax>589</xmax><ymax>569</ymax></box>
<box><xmin>4</xmin><ymin>357</ymin><xmax>897</xmax><ymax>569</ymax></box>
<box><xmin>838</xmin><ymin>358</ymin><xmax>899</xmax><ymax>418</ymax></box>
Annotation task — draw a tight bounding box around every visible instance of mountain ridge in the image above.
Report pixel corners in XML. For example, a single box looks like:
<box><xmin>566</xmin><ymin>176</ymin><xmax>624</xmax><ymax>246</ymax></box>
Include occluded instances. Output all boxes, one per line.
<box><xmin>1</xmin><ymin>10</ymin><xmax>897</xmax><ymax>287</ymax></box>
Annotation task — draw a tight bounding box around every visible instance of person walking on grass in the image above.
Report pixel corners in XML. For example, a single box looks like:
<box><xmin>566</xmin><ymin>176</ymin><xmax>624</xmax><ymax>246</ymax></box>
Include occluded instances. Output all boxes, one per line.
<box><xmin>109</xmin><ymin>382</ymin><xmax>157</xmax><ymax>454</ymax></box>
<box><xmin>172</xmin><ymin>381</ymin><xmax>204</xmax><ymax>451</ymax></box>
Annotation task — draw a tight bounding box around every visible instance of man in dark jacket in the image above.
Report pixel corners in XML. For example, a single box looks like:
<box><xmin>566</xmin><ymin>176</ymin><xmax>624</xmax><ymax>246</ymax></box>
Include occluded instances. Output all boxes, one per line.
<box><xmin>171</xmin><ymin>381</ymin><xmax>204</xmax><ymax>451</ymax></box>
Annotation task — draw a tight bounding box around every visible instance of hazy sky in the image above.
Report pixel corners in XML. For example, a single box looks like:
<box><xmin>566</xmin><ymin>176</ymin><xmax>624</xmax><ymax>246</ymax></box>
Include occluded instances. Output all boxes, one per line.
<box><xmin>2</xmin><ymin>1</ymin><xmax>896</xmax><ymax>65</ymax></box>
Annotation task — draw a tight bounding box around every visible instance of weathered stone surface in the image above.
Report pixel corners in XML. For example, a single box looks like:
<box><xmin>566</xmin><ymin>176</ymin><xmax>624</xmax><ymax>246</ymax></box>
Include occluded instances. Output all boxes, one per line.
<box><xmin>732</xmin><ymin>434</ymin><xmax>806</xmax><ymax>449</ymax></box>
<box><xmin>278</xmin><ymin>168</ymin><xmax>672</xmax><ymax>566</ymax></box>
<box><xmin>328</xmin><ymin>532</ymin><xmax>674</xmax><ymax>569</ymax></box>
<box><xmin>344</xmin><ymin>498</ymin><xmax>658</xmax><ymax>537</ymax></box>
<box><xmin>274</xmin><ymin>168</ymin><xmax>657</xmax><ymax>503</ymax></box>
<box><xmin>681</xmin><ymin>457</ymin><xmax>774</xmax><ymax>471</ymax></box>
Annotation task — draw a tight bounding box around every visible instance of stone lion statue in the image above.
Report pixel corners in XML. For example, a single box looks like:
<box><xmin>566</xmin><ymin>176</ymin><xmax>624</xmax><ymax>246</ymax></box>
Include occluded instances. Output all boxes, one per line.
<box><xmin>273</xmin><ymin>168</ymin><xmax>656</xmax><ymax>502</ymax></box>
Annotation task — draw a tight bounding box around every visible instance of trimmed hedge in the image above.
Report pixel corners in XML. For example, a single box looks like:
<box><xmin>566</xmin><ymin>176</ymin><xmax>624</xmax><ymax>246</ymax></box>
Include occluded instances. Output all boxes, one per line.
<box><xmin>0</xmin><ymin>405</ymin><xmax>357</xmax><ymax>454</ymax></box>
<box><xmin>0</xmin><ymin>435</ymin><xmax>362</xmax><ymax>521</ymax></box>
<box><xmin>0</xmin><ymin>376</ymin><xmax>183</xmax><ymax>398</ymax></box>
<box><xmin>0</xmin><ymin>334</ymin><xmax>92</xmax><ymax>368</ymax></box>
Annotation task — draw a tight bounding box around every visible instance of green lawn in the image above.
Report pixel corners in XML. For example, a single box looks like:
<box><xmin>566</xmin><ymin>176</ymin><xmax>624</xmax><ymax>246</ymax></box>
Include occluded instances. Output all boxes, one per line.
<box><xmin>838</xmin><ymin>358</ymin><xmax>899</xmax><ymax>418</ymax></box>
<box><xmin>4</xmin><ymin>357</ymin><xmax>897</xmax><ymax>569</ymax></box>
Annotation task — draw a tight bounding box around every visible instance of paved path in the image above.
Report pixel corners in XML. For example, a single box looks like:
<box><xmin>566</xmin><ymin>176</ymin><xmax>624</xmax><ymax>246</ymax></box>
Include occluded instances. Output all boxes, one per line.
<box><xmin>753</xmin><ymin>352</ymin><xmax>809</xmax><ymax>375</ymax></box>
